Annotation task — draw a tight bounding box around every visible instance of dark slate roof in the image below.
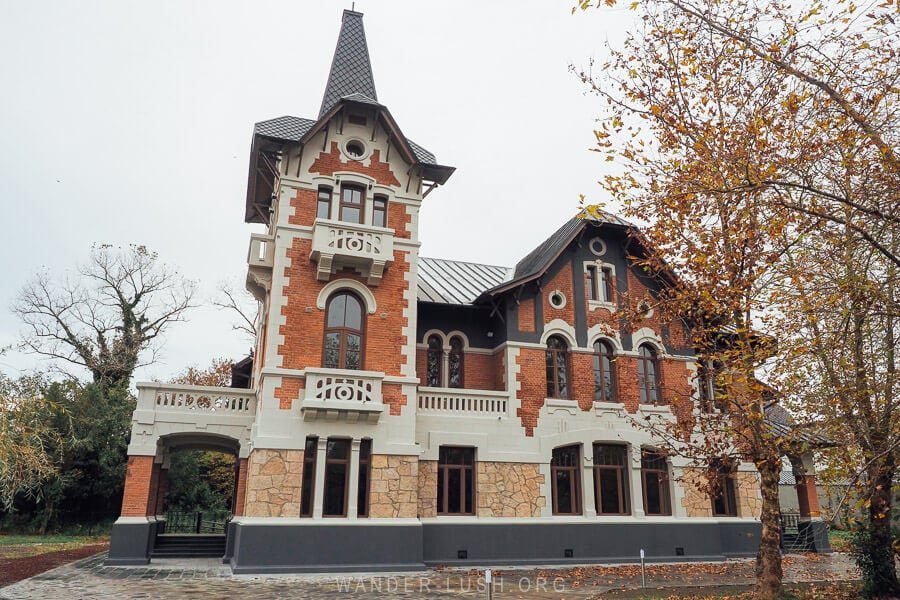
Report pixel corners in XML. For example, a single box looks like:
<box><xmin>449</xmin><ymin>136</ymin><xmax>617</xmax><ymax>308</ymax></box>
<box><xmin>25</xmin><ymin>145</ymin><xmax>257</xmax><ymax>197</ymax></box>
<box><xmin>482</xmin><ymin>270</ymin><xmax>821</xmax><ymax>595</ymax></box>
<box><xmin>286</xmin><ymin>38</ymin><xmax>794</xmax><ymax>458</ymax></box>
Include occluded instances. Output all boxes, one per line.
<box><xmin>254</xmin><ymin>116</ymin><xmax>317</xmax><ymax>141</ymax></box>
<box><xmin>319</xmin><ymin>10</ymin><xmax>378</xmax><ymax>118</ymax></box>
<box><xmin>418</xmin><ymin>257</ymin><xmax>511</xmax><ymax>305</ymax></box>
<box><xmin>475</xmin><ymin>210</ymin><xmax>636</xmax><ymax>299</ymax></box>
<box><xmin>764</xmin><ymin>402</ymin><xmax>836</xmax><ymax>448</ymax></box>
<box><xmin>406</xmin><ymin>139</ymin><xmax>437</xmax><ymax>165</ymax></box>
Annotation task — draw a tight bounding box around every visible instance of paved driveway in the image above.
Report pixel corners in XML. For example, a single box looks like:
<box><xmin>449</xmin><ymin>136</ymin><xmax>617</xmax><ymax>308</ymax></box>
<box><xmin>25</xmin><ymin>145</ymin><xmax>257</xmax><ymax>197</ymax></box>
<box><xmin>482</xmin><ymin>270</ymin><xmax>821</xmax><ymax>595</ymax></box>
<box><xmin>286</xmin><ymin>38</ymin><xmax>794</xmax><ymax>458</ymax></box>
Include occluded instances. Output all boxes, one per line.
<box><xmin>0</xmin><ymin>553</ymin><xmax>859</xmax><ymax>599</ymax></box>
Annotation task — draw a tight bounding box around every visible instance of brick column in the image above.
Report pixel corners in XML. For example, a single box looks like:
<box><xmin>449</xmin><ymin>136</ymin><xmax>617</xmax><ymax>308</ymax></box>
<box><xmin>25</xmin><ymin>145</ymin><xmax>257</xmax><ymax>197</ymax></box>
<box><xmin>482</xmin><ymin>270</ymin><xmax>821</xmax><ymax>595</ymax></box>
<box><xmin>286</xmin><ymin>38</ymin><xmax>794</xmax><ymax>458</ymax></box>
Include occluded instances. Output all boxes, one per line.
<box><xmin>233</xmin><ymin>458</ymin><xmax>248</xmax><ymax>516</ymax></box>
<box><xmin>154</xmin><ymin>468</ymin><xmax>168</xmax><ymax>515</ymax></box>
<box><xmin>121</xmin><ymin>455</ymin><xmax>155</xmax><ymax>517</ymax></box>
<box><xmin>797</xmin><ymin>474</ymin><xmax>821</xmax><ymax>518</ymax></box>
<box><xmin>145</xmin><ymin>462</ymin><xmax>161</xmax><ymax>516</ymax></box>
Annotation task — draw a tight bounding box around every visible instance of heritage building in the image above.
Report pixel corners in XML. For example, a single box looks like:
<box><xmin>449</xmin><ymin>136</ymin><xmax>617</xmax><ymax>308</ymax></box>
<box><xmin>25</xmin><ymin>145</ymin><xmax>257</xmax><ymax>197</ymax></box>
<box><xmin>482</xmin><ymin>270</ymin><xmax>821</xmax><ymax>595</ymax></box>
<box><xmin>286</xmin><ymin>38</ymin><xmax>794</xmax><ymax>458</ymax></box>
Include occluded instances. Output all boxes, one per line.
<box><xmin>107</xmin><ymin>10</ymin><xmax>828</xmax><ymax>572</ymax></box>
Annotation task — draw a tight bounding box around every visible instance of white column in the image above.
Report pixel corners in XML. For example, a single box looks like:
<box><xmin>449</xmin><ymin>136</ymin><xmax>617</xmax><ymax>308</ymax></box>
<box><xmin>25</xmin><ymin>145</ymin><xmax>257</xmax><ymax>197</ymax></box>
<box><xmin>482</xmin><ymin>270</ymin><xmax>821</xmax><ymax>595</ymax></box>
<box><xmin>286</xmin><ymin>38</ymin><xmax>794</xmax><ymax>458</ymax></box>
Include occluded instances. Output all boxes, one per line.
<box><xmin>347</xmin><ymin>439</ymin><xmax>361</xmax><ymax>519</ymax></box>
<box><xmin>583</xmin><ymin>459</ymin><xmax>597</xmax><ymax>518</ymax></box>
<box><xmin>629</xmin><ymin>445</ymin><xmax>646</xmax><ymax>518</ymax></box>
<box><xmin>312</xmin><ymin>438</ymin><xmax>328</xmax><ymax>519</ymax></box>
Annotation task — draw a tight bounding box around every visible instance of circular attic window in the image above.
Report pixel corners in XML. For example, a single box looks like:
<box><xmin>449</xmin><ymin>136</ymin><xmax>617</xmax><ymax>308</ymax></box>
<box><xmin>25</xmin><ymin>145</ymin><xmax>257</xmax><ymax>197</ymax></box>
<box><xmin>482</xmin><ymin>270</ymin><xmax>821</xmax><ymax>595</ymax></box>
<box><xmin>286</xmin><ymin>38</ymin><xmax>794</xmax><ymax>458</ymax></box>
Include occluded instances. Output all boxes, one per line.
<box><xmin>589</xmin><ymin>237</ymin><xmax>607</xmax><ymax>257</ymax></box>
<box><xmin>637</xmin><ymin>299</ymin><xmax>654</xmax><ymax>319</ymax></box>
<box><xmin>345</xmin><ymin>140</ymin><xmax>366</xmax><ymax>159</ymax></box>
<box><xmin>548</xmin><ymin>290</ymin><xmax>567</xmax><ymax>309</ymax></box>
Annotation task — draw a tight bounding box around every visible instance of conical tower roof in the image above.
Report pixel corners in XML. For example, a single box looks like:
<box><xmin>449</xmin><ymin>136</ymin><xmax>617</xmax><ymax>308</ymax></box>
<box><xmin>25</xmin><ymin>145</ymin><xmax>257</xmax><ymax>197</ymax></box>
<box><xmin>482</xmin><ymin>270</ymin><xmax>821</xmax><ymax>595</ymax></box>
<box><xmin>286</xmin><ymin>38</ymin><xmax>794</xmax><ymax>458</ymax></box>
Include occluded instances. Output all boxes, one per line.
<box><xmin>319</xmin><ymin>10</ymin><xmax>378</xmax><ymax>118</ymax></box>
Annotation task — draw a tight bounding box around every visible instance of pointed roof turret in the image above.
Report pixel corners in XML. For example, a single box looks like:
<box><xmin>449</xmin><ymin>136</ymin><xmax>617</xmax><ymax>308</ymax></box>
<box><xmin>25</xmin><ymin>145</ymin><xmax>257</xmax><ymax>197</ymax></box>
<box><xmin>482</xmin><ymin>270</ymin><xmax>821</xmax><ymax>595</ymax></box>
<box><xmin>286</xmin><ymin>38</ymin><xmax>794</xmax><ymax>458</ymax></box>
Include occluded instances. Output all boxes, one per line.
<box><xmin>319</xmin><ymin>10</ymin><xmax>378</xmax><ymax>118</ymax></box>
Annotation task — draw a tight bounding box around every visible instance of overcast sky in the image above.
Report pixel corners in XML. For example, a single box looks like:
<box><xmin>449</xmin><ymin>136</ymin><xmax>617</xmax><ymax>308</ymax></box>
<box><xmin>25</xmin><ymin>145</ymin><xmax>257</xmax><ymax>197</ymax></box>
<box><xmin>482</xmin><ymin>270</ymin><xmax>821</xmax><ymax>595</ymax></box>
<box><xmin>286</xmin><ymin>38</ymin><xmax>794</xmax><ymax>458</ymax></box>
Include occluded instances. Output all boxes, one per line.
<box><xmin>0</xmin><ymin>1</ymin><xmax>636</xmax><ymax>384</ymax></box>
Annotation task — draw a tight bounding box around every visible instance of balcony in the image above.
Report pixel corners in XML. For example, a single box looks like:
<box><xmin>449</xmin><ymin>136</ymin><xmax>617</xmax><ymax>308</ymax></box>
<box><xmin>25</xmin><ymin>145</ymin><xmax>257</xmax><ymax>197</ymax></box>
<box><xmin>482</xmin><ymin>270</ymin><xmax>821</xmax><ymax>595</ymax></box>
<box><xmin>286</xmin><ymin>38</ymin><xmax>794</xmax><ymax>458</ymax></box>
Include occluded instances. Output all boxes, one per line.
<box><xmin>246</xmin><ymin>233</ymin><xmax>274</xmax><ymax>301</ymax></box>
<box><xmin>309</xmin><ymin>219</ymin><xmax>394</xmax><ymax>285</ymax></box>
<box><xmin>417</xmin><ymin>387</ymin><xmax>508</xmax><ymax>417</ymax></box>
<box><xmin>301</xmin><ymin>368</ymin><xmax>385</xmax><ymax>423</ymax></box>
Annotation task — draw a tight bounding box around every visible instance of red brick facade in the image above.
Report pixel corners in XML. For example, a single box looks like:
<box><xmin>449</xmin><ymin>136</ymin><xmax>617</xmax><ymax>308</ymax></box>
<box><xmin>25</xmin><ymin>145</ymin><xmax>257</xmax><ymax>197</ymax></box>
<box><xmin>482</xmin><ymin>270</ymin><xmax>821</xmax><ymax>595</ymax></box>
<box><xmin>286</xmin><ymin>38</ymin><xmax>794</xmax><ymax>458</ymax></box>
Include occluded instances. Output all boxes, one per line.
<box><xmin>121</xmin><ymin>456</ymin><xmax>155</xmax><ymax>517</ymax></box>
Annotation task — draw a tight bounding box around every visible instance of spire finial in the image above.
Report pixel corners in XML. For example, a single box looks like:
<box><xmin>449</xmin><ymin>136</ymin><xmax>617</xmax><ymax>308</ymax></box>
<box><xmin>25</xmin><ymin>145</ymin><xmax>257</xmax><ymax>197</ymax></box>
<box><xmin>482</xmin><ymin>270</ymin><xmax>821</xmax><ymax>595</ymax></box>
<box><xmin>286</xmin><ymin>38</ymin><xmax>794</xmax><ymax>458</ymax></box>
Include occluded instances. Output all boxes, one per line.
<box><xmin>319</xmin><ymin>10</ymin><xmax>378</xmax><ymax>118</ymax></box>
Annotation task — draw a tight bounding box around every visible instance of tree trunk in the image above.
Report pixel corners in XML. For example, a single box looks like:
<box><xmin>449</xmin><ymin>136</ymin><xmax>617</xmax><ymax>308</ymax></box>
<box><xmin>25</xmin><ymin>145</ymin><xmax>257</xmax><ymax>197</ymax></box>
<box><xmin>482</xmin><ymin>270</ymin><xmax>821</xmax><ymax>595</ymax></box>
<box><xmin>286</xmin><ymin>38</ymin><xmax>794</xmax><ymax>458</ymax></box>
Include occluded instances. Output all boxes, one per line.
<box><xmin>864</xmin><ymin>458</ymin><xmax>900</xmax><ymax>599</ymax></box>
<box><xmin>755</xmin><ymin>458</ymin><xmax>784</xmax><ymax>599</ymax></box>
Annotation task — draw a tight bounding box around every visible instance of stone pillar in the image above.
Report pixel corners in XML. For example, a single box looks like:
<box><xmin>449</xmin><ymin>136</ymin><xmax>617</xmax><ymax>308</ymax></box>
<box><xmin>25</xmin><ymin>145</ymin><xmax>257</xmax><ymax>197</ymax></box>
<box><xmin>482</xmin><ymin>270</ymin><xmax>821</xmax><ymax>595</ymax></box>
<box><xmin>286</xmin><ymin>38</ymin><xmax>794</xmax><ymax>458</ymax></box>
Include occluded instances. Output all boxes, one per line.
<box><xmin>582</xmin><ymin>460</ymin><xmax>597</xmax><ymax>517</ymax></box>
<box><xmin>233</xmin><ymin>458</ymin><xmax>248</xmax><ymax>516</ymax></box>
<box><xmin>121</xmin><ymin>455</ymin><xmax>155</xmax><ymax>517</ymax></box>
<box><xmin>312</xmin><ymin>438</ymin><xmax>328</xmax><ymax>519</ymax></box>
<box><xmin>347</xmin><ymin>439</ymin><xmax>361</xmax><ymax>518</ymax></box>
<box><xmin>629</xmin><ymin>446</ymin><xmax>646</xmax><ymax>518</ymax></box>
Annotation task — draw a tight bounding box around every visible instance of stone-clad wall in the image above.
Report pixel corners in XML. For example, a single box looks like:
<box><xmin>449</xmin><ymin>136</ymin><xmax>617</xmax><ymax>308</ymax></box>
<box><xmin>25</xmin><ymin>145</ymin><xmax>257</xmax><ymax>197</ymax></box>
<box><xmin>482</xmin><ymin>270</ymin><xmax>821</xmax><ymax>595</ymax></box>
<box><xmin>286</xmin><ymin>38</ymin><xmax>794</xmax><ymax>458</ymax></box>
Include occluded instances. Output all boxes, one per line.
<box><xmin>476</xmin><ymin>462</ymin><xmax>545</xmax><ymax>517</ymax></box>
<box><xmin>735</xmin><ymin>471</ymin><xmax>762</xmax><ymax>517</ymax></box>
<box><xmin>680</xmin><ymin>468</ymin><xmax>713</xmax><ymax>518</ymax></box>
<box><xmin>369</xmin><ymin>455</ymin><xmax>418</xmax><ymax>518</ymax></box>
<box><xmin>418</xmin><ymin>460</ymin><xmax>438</xmax><ymax>518</ymax></box>
<box><xmin>244</xmin><ymin>449</ymin><xmax>304</xmax><ymax>517</ymax></box>
<box><xmin>680</xmin><ymin>467</ymin><xmax>763</xmax><ymax>518</ymax></box>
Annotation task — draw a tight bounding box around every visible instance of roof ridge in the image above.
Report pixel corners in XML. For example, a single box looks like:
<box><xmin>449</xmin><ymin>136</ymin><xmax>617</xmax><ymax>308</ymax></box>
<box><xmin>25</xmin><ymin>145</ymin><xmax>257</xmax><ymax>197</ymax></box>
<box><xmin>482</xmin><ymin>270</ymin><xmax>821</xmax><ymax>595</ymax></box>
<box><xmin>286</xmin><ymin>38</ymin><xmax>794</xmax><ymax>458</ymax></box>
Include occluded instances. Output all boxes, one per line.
<box><xmin>420</xmin><ymin>256</ymin><xmax>511</xmax><ymax>271</ymax></box>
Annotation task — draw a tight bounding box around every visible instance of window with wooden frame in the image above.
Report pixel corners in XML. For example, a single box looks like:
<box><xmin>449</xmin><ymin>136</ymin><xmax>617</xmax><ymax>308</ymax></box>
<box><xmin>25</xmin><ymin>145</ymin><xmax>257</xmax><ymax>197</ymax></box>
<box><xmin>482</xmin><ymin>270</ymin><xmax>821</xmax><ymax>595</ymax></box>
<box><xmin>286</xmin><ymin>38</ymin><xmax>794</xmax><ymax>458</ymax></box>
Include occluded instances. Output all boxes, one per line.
<box><xmin>698</xmin><ymin>360</ymin><xmax>727</xmax><ymax>412</ymax></box>
<box><xmin>357</xmin><ymin>439</ymin><xmax>372</xmax><ymax>518</ymax></box>
<box><xmin>593</xmin><ymin>444</ymin><xmax>629</xmax><ymax>515</ymax></box>
<box><xmin>710</xmin><ymin>459</ymin><xmax>738</xmax><ymax>517</ymax></box>
<box><xmin>637</xmin><ymin>344</ymin><xmax>661</xmax><ymax>404</ymax></box>
<box><xmin>426</xmin><ymin>334</ymin><xmax>443</xmax><ymax>387</ymax></box>
<box><xmin>592</xmin><ymin>340</ymin><xmax>617</xmax><ymax>403</ymax></box>
<box><xmin>586</xmin><ymin>264</ymin><xmax>615</xmax><ymax>304</ymax></box>
<box><xmin>448</xmin><ymin>336</ymin><xmax>464</xmax><ymax>389</ymax></box>
<box><xmin>339</xmin><ymin>184</ymin><xmax>365</xmax><ymax>224</ymax></box>
<box><xmin>372</xmin><ymin>195</ymin><xmax>388</xmax><ymax>228</ymax></box>
<box><xmin>641</xmin><ymin>449</ymin><xmax>672</xmax><ymax>516</ymax></box>
<box><xmin>437</xmin><ymin>447</ymin><xmax>474</xmax><ymax>515</ymax></box>
<box><xmin>299</xmin><ymin>436</ymin><xmax>318</xmax><ymax>517</ymax></box>
<box><xmin>545</xmin><ymin>335</ymin><xmax>570</xmax><ymax>399</ymax></box>
<box><xmin>323</xmin><ymin>291</ymin><xmax>364</xmax><ymax>370</ymax></box>
<box><xmin>322</xmin><ymin>439</ymin><xmax>350</xmax><ymax>517</ymax></box>
<box><xmin>551</xmin><ymin>445</ymin><xmax>582</xmax><ymax>515</ymax></box>
<box><xmin>316</xmin><ymin>186</ymin><xmax>332</xmax><ymax>220</ymax></box>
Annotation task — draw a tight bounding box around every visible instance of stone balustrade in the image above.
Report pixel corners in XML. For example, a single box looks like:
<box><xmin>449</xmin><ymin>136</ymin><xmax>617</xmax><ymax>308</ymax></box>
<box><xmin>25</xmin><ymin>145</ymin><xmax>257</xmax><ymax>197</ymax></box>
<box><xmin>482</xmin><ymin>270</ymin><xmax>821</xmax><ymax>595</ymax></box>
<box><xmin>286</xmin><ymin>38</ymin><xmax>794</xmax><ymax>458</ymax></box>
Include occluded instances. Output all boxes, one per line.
<box><xmin>301</xmin><ymin>368</ymin><xmax>385</xmax><ymax>422</ymax></box>
<box><xmin>137</xmin><ymin>383</ymin><xmax>257</xmax><ymax>415</ymax></box>
<box><xmin>309</xmin><ymin>218</ymin><xmax>394</xmax><ymax>285</ymax></box>
<box><xmin>417</xmin><ymin>387</ymin><xmax>508</xmax><ymax>416</ymax></box>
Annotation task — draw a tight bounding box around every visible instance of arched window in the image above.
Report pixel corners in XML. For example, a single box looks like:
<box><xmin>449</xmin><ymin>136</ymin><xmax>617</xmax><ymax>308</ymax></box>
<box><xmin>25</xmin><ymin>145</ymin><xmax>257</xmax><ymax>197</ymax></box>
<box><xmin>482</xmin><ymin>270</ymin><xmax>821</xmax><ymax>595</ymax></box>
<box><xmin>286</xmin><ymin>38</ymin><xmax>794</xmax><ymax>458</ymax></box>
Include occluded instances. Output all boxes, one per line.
<box><xmin>323</xmin><ymin>291</ymin><xmax>364</xmax><ymax>370</ymax></box>
<box><xmin>592</xmin><ymin>340</ymin><xmax>617</xmax><ymax>403</ymax></box>
<box><xmin>545</xmin><ymin>335</ymin><xmax>569</xmax><ymax>399</ymax></box>
<box><xmin>448</xmin><ymin>336</ymin><xmax>464</xmax><ymax>388</ymax></box>
<box><xmin>637</xmin><ymin>344</ymin><xmax>660</xmax><ymax>404</ymax></box>
<box><xmin>426</xmin><ymin>334</ymin><xmax>443</xmax><ymax>387</ymax></box>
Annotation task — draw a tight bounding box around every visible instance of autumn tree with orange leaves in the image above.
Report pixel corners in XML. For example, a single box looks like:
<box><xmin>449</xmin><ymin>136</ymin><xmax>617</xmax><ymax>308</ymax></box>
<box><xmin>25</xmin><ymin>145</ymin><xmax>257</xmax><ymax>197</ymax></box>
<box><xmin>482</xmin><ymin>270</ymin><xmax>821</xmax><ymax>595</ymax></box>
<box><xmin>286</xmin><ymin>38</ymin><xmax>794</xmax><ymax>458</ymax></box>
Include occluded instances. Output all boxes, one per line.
<box><xmin>576</xmin><ymin>0</ymin><xmax>898</xmax><ymax>597</ymax></box>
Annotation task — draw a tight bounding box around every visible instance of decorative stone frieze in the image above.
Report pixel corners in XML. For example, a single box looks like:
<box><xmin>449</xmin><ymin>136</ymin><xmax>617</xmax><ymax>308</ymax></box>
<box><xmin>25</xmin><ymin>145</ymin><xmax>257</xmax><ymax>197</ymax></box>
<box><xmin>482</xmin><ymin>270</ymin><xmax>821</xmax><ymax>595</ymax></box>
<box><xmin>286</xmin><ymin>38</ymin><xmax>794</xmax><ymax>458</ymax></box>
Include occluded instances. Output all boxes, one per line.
<box><xmin>368</xmin><ymin>455</ymin><xmax>418</xmax><ymax>518</ymax></box>
<box><xmin>476</xmin><ymin>462</ymin><xmax>545</xmax><ymax>517</ymax></box>
<box><xmin>243</xmin><ymin>449</ymin><xmax>304</xmax><ymax>517</ymax></box>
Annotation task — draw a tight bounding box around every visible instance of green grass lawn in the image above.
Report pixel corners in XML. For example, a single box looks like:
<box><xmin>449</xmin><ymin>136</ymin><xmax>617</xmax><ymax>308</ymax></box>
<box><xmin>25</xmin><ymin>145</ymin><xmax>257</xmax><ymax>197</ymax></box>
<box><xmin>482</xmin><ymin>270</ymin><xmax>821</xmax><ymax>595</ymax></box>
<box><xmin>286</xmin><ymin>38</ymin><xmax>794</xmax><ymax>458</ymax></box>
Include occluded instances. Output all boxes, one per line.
<box><xmin>0</xmin><ymin>534</ymin><xmax>109</xmax><ymax>559</ymax></box>
<box><xmin>828</xmin><ymin>529</ymin><xmax>853</xmax><ymax>552</ymax></box>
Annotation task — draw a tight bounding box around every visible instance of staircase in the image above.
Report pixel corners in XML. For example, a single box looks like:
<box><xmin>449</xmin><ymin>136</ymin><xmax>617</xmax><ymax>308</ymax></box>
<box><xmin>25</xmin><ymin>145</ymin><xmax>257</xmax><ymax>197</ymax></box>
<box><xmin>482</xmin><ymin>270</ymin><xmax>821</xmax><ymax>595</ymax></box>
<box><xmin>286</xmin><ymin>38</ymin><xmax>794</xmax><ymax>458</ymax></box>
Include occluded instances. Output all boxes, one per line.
<box><xmin>152</xmin><ymin>534</ymin><xmax>227</xmax><ymax>558</ymax></box>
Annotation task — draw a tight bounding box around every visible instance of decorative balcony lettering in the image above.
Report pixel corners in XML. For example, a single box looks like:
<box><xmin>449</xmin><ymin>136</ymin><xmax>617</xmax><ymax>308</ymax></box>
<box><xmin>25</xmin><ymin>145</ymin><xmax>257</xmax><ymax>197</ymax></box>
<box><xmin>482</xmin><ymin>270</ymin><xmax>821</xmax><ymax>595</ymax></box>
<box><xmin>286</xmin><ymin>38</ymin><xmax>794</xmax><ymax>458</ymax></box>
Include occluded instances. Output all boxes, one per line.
<box><xmin>310</xmin><ymin>219</ymin><xmax>393</xmax><ymax>285</ymax></box>
<box><xmin>155</xmin><ymin>390</ymin><xmax>256</xmax><ymax>413</ymax></box>
<box><xmin>301</xmin><ymin>368</ymin><xmax>385</xmax><ymax>423</ymax></box>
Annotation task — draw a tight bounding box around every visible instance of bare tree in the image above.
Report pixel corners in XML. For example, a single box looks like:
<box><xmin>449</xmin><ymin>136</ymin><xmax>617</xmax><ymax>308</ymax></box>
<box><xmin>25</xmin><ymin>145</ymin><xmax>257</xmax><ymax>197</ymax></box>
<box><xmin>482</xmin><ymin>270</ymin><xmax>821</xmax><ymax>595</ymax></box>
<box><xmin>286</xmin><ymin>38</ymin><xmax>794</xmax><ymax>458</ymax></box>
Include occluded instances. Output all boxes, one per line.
<box><xmin>212</xmin><ymin>279</ymin><xmax>258</xmax><ymax>343</ymax></box>
<box><xmin>12</xmin><ymin>244</ymin><xmax>195</xmax><ymax>390</ymax></box>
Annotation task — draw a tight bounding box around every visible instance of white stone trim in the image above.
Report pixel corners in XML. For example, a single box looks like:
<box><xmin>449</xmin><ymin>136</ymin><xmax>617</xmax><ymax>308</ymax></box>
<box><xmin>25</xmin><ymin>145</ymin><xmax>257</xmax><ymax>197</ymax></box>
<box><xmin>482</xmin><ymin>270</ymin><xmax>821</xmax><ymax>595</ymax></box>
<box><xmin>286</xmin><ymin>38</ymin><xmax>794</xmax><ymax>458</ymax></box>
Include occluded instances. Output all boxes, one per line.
<box><xmin>587</xmin><ymin>330</ymin><xmax>624</xmax><ymax>353</ymax></box>
<box><xmin>315</xmin><ymin>279</ymin><xmax>378</xmax><ymax>314</ymax></box>
<box><xmin>539</xmin><ymin>319</ymin><xmax>578</xmax><ymax>347</ymax></box>
<box><xmin>631</xmin><ymin>327</ymin><xmax>666</xmax><ymax>354</ymax></box>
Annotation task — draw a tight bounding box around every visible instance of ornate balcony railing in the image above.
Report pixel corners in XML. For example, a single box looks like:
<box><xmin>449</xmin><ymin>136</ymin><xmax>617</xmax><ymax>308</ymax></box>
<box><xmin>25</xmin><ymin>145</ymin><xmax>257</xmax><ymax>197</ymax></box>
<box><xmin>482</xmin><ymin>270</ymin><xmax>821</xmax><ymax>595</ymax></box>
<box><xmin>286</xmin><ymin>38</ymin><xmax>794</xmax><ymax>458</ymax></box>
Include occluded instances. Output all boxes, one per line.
<box><xmin>309</xmin><ymin>219</ymin><xmax>394</xmax><ymax>285</ymax></box>
<box><xmin>301</xmin><ymin>368</ymin><xmax>385</xmax><ymax>423</ymax></box>
<box><xmin>137</xmin><ymin>383</ymin><xmax>257</xmax><ymax>416</ymax></box>
<box><xmin>417</xmin><ymin>387</ymin><xmax>508</xmax><ymax>416</ymax></box>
